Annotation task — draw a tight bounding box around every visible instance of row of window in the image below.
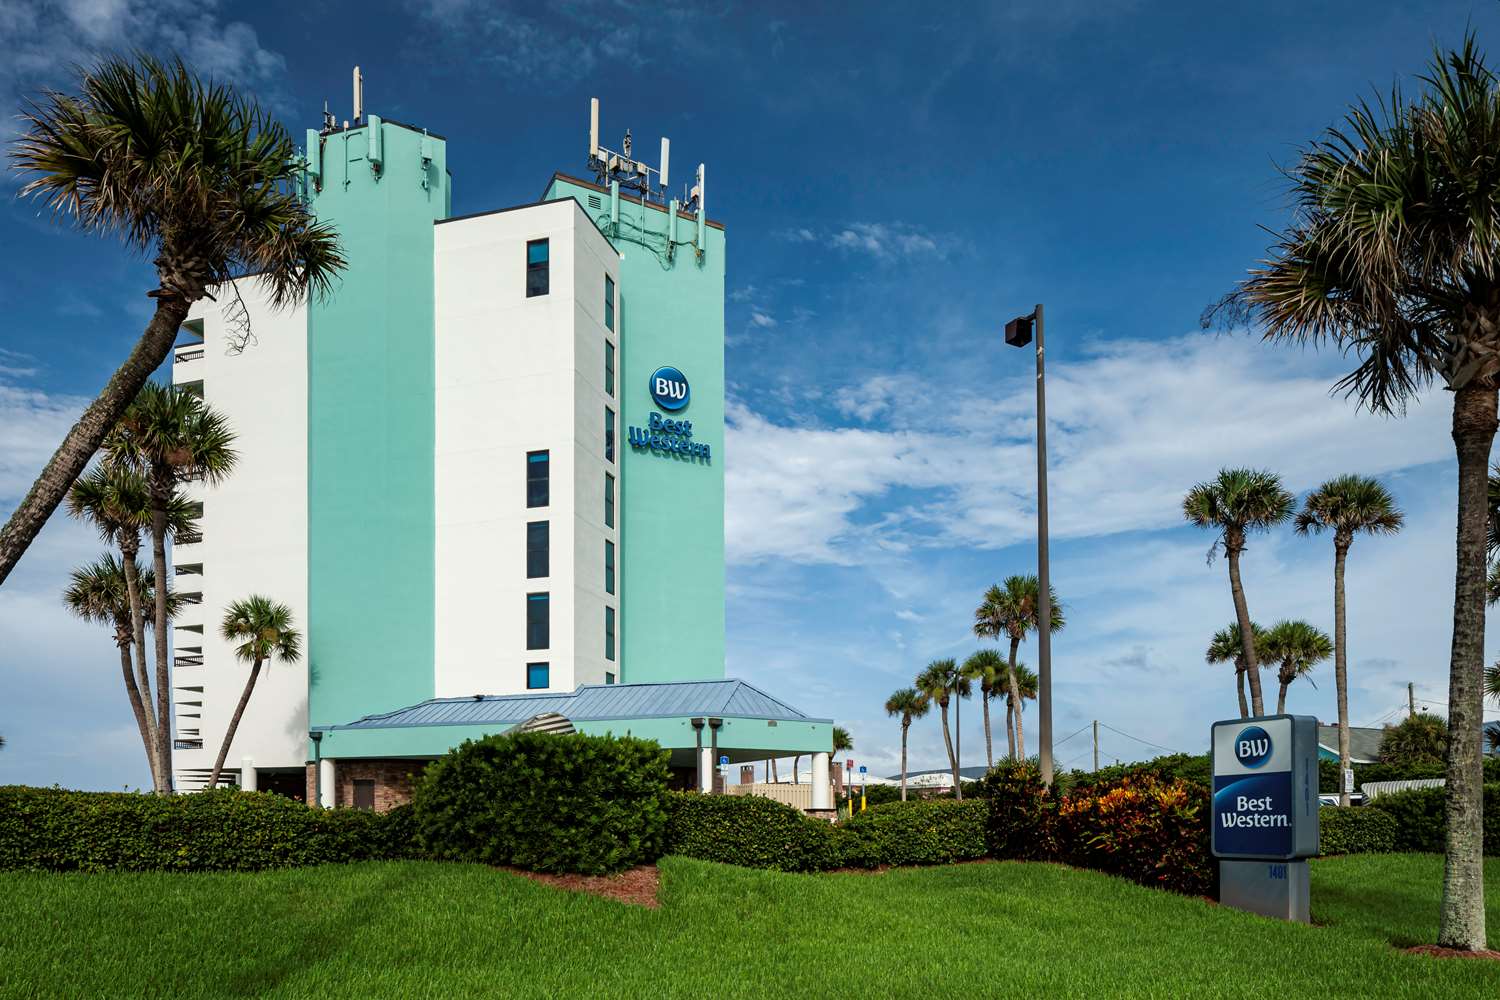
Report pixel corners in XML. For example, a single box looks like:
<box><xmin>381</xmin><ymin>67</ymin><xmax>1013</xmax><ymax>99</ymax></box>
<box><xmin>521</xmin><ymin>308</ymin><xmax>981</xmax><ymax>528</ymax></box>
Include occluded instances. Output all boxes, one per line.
<box><xmin>527</xmin><ymin>662</ymin><xmax>616</xmax><ymax>690</ymax></box>
<box><xmin>524</xmin><ymin>594</ymin><xmax>616</xmax><ymax>662</ymax></box>
<box><xmin>524</xmin><ymin>239</ymin><xmax>619</xmax><ymax>403</ymax></box>
<box><xmin>526</xmin><ymin>522</ymin><xmax>613</xmax><ymax>596</ymax></box>
<box><xmin>527</xmin><ymin>453</ymin><xmax>617</xmax><ymax>524</ymax></box>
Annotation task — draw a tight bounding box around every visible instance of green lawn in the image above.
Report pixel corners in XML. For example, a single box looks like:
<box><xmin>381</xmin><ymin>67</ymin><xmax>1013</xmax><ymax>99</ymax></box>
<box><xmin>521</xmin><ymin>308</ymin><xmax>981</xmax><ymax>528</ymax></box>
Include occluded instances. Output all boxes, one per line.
<box><xmin>0</xmin><ymin>854</ymin><xmax>1495</xmax><ymax>998</ymax></box>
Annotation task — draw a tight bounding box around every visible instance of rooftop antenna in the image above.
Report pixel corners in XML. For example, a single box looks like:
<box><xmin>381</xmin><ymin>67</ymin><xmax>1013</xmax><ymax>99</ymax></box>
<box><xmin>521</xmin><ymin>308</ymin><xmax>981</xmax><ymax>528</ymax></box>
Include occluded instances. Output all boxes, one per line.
<box><xmin>586</xmin><ymin>97</ymin><xmax>673</xmax><ymax>203</ymax></box>
<box><xmin>659</xmin><ymin>137</ymin><xmax>670</xmax><ymax>192</ymax></box>
<box><xmin>589</xmin><ymin>98</ymin><xmax>600</xmax><ymax>160</ymax></box>
<box><xmin>322</xmin><ymin>100</ymin><xmax>335</xmax><ymax>134</ymax></box>
<box><xmin>352</xmin><ymin>66</ymin><xmax>364</xmax><ymax>123</ymax></box>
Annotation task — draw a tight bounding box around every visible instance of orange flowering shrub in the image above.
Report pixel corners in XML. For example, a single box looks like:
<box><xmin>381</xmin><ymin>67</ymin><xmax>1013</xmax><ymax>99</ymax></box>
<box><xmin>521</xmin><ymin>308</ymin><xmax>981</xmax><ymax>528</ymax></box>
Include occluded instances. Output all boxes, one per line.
<box><xmin>1054</xmin><ymin>774</ymin><xmax>1213</xmax><ymax>895</ymax></box>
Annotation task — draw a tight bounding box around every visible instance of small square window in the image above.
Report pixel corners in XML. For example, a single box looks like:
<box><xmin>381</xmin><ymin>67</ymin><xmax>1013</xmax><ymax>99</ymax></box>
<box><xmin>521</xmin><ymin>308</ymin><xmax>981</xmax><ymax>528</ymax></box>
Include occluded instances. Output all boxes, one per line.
<box><xmin>605</xmin><ymin>274</ymin><xmax>616</xmax><ymax>332</ymax></box>
<box><xmin>527</xmin><ymin>521</ymin><xmax>549</xmax><ymax>579</ymax></box>
<box><xmin>605</xmin><ymin>407</ymin><xmax>615</xmax><ymax>463</ymax></box>
<box><xmin>605</xmin><ymin>671</ymin><xmax>616</xmax><ymax>685</ymax></box>
<box><xmin>605</xmin><ymin>539</ymin><xmax>615</xmax><ymax>595</ymax></box>
<box><xmin>527</xmin><ymin>593</ymin><xmax>549</xmax><ymax>650</ymax></box>
<box><xmin>526</xmin><ymin>239</ymin><xmax>549</xmax><ymax>297</ymax></box>
<box><xmin>605</xmin><ymin>340</ymin><xmax>615</xmax><ymax>397</ymax></box>
<box><xmin>605</xmin><ymin>473</ymin><xmax>615</xmax><ymax>529</ymax></box>
<box><xmin>605</xmin><ymin>606</ymin><xmax>615</xmax><ymax>662</ymax></box>
<box><xmin>527</xmin><ymin>451</ymin><xmax>549</xmax><ymax>508</ymax></box>
<box><xmin>527</xmin><ymin>662</ymin><xmax>550</xmax><ymax>690</ymax></box>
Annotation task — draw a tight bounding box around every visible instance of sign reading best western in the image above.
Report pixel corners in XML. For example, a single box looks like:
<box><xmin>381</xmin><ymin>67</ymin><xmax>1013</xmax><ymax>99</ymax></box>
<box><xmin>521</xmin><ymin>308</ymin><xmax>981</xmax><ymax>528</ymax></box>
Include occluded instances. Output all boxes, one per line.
<box><xmin>1210</xmin><ymin>715</ymin><xmax>1319</xmax><ymax>860</ymax></box>
<box><xmin>628</xmin><ymin>366</ymin><xmax>711</xmax><ymax>463</ymax></box>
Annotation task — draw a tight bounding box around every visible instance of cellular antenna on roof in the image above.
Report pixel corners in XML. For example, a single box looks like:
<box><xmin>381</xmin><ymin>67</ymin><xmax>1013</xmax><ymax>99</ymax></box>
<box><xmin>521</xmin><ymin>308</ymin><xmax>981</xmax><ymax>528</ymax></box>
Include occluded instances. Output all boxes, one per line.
<box><xmin>586</xmin><ymin>96</ymin><xmax>674</xmax><ymax>203</ymax></box>
<box><xmin>321</xmin><ymin>100</ymin><xmax>335</xmax><ymax>135</ymax></box>
<box><xmin>352</xmin><ymin>66</ymin><xmax>364</xmax><ymax>123</ymax></box>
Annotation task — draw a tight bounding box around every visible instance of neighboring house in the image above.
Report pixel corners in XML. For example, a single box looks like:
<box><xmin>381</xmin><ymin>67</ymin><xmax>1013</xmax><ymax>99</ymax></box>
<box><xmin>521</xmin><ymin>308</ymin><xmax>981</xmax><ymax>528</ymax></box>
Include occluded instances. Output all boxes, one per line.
<box><xmin>1316</xmin><ymin>725</ymin><xmax>1383</xmax><ymax>765</ymax></box>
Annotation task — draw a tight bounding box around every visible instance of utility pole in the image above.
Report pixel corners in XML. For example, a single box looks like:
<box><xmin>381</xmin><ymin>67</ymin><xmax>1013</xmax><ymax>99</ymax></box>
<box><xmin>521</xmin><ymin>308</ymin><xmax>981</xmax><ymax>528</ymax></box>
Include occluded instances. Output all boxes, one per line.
<box><xmin>1408</xmin><ymin>682</ymin><xmax>1416</xmax><ymax>719</ymax></box>
<box><xmin>1093</xmin><ymin>720</ymin><xmax>1099</xmax><ymax>773</ymax></box>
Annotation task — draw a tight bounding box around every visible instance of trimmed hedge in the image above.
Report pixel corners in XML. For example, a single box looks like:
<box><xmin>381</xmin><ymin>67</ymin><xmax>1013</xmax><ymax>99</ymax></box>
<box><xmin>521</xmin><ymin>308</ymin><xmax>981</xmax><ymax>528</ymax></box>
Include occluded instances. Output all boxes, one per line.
<box><xmin>663</xmin><ymin>792</ymin><xmax>841</xmax><ymax>871</ymax></box>
<box><xmin>838</xmin><ymin>800</ymin><xmax>988</xmax><ymax>868</ymax></box>
<box><xmin>1317</xmin><ymin>807</ymin><xmax>1397</xmax><ymax>855</ymax></box>
<box><xmin>983</xmin><ymin>759</ymin><xmax>1058</xmax><ymax>860</ymax></box>
<box><xmin>1055</xmin><ymin>774</ymin><xmax>1213</xmax><ymax>895</ymax></box>
<box><xmin>0</xmin><ymin>786</ymin><xmax>407</xmax><ymax>872</ymax></box>
<box><xmin>1368</xmin><ymin>783</ymin><xmax>1499</xmax><ymax>855</ymax></box>
<box><xmin>1316</xmin><ymin>757</ymin><xmax>1500</xmax><ymax>794</ymax></box>
<box><xmin>412</xmin><ymin>731</ymin><xmax>670</xmax><ymax>875</ymax></box>
<box><xmin>1065</xmin><ymin>753</ymin><xmax>1211</xmax><ymax>794</ymax></box>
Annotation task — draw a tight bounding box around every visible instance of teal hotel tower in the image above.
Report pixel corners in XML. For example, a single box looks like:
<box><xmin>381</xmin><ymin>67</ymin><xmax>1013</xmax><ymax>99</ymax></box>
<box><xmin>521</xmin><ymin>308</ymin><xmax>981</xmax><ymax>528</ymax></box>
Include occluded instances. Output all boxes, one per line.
<box><xmin>166</xmin><ymin>81</ymin><xmax>833</xmax><ymax>811</ymax></box>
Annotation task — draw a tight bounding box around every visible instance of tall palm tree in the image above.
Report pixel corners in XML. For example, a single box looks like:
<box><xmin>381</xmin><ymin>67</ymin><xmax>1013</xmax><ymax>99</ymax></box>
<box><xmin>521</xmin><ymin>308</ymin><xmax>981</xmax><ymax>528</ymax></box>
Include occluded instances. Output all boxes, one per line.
<box><xmin>1296</xmin><ymin>475</ymin><xmax>1404</xmax><ymax>804</ymax></box>
<box><xmin>1206</xmin><ymin>622</ymin><xmax>1266</xmax><ymax>719</ymax></box>
<box><xmin>885</xmin><ymin>687</ymin><xmax>930</xmax><ymax>801</ymax></box>
<box><xmin>1183</xmin><ymin>469</ymin><xmax>1294</xmax><ymax>716</ymax></box>
<box><xmin>916</xmin><ymin>658</ymin><xmax>969</xmax><ymax>799</ymax></box>
<box><xmin>66</xmin><ymin>462</ymin><xmax>199</xmax><ymax>791</ymax></box>
<box><xmin>1260</xmin><ymin>620</ymin><xmax>1333</xmax><ymax>713</ymax></box>
<box><xmin>975</xmin><ymin>575</ymin><xmax>1065</xmax><ymax>761</ymax></box>
<box><xmin>108</xmin><ymin>384</ymin><xmax>236</xmax><ymax>791</ymax></box>
<box><xmin>62</xmin><ymin>555</ymin><xmax>178</xmax><ymax>783</ymax></box>
<box><xmin>207</xmin><ymin>597</ymin><xmax>302</xmax><ymax>789</ymax></box>
<box><xmin>0</xmin><ymin>54</ymin><xmax>343</xmax><ymax>587</ymax></box>
<box><xmin>1211</xmin><ymin>36</ymin><xmax>1500</xmax><ymax>949</ymax></box>
<box><xmin>1013</xmin><ymin>661</ymin><xmax>1038</xmax><ymax>756</ymax></box>
<box><xmin>961</xmin><ymin>649</ymin><xmax>1006</xmax><ymax>768</ymax></box>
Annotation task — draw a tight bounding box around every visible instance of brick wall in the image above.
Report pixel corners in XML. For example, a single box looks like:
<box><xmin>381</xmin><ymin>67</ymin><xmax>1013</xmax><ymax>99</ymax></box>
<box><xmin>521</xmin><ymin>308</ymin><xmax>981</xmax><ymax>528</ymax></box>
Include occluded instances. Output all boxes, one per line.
<box><xmin>303</xmin><ymin>759</ymin><xmax>431</xmax><ymax>812</ymax></box>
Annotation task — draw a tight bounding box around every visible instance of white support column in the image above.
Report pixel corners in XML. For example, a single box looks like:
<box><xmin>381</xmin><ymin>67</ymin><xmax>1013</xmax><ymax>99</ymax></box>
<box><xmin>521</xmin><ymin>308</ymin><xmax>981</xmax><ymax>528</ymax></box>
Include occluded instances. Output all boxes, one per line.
<box><xmin>240</xmin><ymin>758</ymin><xmax>257</xmax><ymax>792</ymax></box>
<box><xmin>319</xmin><ymin>757</ymin><xmax>337</xmax><ymax>808</ymax></box>
<box><xmin>697</xmin><ymin>745</ymin><xmax>713</xmax><ymax>793</ymax></box>
<box><xmin>811</xmin><ymin>752</ymin><xmax>832</xmax><ymax>810</ymax></box>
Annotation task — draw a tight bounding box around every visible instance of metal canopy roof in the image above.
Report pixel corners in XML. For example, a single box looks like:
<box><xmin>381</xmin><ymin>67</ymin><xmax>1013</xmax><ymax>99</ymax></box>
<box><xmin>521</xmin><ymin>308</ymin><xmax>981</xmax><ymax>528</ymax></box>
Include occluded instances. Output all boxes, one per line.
<box><xmin>321</xmin><ymin>678</ymin><xmax>828</xmax><ymax>731</ymax></box>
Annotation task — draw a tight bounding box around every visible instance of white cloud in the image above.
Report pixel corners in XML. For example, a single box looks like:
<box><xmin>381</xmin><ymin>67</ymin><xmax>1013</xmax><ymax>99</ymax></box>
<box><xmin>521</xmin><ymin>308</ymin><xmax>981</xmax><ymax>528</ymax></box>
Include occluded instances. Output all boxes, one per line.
<box><xmin>829</xmin><ymin>222</ymin><xmax>944</xmax><ymax>259</ymax></box>
<box><xmin>725</xmin><ymin>332</ymin><xmax>1450</xmax><ymax>566</ymax></box>
<box><xmin>749</xmin><ymin>310</ymin><xmax>777</xmax><ymax>329</ymax></box>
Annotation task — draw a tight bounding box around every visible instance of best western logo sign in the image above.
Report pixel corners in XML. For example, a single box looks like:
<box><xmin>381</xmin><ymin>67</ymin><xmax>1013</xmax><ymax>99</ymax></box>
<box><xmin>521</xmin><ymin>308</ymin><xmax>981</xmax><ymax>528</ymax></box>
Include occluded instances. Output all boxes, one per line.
<box><xmin>1210</xmin><ymin>716</ymin><xmax>1319</xmax><ymax>861</ymax></box>
<box><xmin>628</xmin><ymin>366</ymin><xmax>709</xmax><ymax>463</ymax></box>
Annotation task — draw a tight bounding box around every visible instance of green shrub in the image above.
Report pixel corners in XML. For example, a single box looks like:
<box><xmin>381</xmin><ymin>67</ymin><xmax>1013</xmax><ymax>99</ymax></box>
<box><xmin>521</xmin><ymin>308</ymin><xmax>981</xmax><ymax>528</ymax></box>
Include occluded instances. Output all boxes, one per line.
<box><xmin>1378</xmin><ymin>713</ymin><xmax>1448</xmax><ymax>768</ymax></box>
<box><xmin>1368</xmin><ymin>783</ymin><xmax>1498</xmax><ymax>855</ymax></box>
<box><xmin>664</xmin><ymin>792</ymin><xmax>841</xmax><ymax>872</ymax></box>
<box><xmin>412</xmin><ymin>732</ymin><xmax>669</xmax><ymax>875</ymax></box>
<box><xmin>1066</xmin><ymin>753</ymin><xmax>1211</xmax><ymax>794</ymax></box>
<box><xmin>1054</xmin><ymin>775</ymin><xmax>1214</xmax><ymax>896</ymax></box>
<box><xmin>838</xmin><ymin>800</ymin><xmax>988</xmax><ymax>868</ymax></box>
<box><xmin>1318</xmin><ymin>807</ymin><xmax>1397</xmax><ymax>854</ymax></box>
<box><xmin>0</xmin><ymin>786</ymin><xmax>401</xmax><ymax>872</ymax></box>
<box><xmin>981</xmin><ymin>759</ymin><xmax>1057</xmax><ymax>860</ymax></box>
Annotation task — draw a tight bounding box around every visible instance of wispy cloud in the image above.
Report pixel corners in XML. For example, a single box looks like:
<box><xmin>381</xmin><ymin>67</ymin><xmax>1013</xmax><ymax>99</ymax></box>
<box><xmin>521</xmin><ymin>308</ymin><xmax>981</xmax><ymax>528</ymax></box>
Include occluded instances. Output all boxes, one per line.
<box><xmin>749</xmin><ymin>310</ymin><xmax>777</xmax><ymax>329</ymax></box>
<box><xmin>781</xmin><ymin>221</ymin><xmax>952</xmax><ymax>261</ymax></box>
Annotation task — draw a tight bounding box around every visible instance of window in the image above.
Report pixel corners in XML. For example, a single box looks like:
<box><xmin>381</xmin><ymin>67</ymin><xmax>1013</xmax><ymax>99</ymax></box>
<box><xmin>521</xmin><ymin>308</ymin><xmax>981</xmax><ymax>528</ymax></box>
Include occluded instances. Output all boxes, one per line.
<box><xmin>526</xmin><ymin>239</ymin><xmax>549</xmax><ymax>297</ymax></box>
<box><xmin>605</xmin><ymin>671</ymin><xmax>616</xmax><ymax>685</ymax></box>
<box><xmin>353</xmin><ymin>779</ymin><xmax>375</xmax><ymax>811</ymax></box>
<box><xmin>527</xmin><ymin>593</ymin><xmax>549</xmax><ymax>650</ymax></box>
<box><xmin>605</xmin><ymin>407</ymin><xmax>615</xmax><ymax>463</ymax></box>
<box><xmin>605</xmin><ymin>606</ymin><xmax>616</xmax><ymax>662</ymax></box>
<box><xmin>605</xmin><ymin>540</ymin><xmax>615</xmax><ymax>595</ymax></box>
<box><xmin>605</xmin><ymin>340</ymin><xmax>615</xmax><ymax>397</ymax></box>
<box><xmin>527</xmin><ymin>521</ymin><xmax>549</xmax><ymax>579</ymax></box>
<box><xmin>604</xmin><ymin>473</ymin><xmax>615</xmax><ymax>528</ymax></box>
<box><xmin>527</xmin><ymin>662</ymin><xmax>550</xmax><ymax>690</ymax></box>
<box><xmin>527</xmin><ymin>451</ymin><xmax>549</xmax><ymax>508</ymax></box>
<box><xmin>605</xmin><ymin>274</ymin><xmax>616</xmax><ymax>331</ymax></box>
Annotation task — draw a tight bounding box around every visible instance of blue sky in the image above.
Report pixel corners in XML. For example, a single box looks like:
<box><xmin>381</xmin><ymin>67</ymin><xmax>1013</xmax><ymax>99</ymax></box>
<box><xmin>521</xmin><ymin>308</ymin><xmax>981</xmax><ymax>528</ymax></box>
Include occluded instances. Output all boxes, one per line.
<box><xmin>3</xmin><ymin>0</ymin><xmax>1499</xmax><ymax>788</ymax></box>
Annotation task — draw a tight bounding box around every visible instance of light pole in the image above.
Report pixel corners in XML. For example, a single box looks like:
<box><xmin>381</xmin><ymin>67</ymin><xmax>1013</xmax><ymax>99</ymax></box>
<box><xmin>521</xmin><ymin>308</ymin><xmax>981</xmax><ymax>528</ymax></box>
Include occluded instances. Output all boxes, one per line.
<box><xmin>1005</xmin><ymin>303</ymin><xmax>1053</xmax><ymax>785</ymax></box>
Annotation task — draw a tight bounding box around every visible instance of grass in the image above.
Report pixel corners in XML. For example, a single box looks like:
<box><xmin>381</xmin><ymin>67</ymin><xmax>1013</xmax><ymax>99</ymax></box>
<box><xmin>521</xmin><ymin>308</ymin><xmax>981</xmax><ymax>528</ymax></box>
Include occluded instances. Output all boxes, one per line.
<box><xmin>0</xmin><ymin>854</ymin><xmax>1495</xmax><ymax>998</ymax></box>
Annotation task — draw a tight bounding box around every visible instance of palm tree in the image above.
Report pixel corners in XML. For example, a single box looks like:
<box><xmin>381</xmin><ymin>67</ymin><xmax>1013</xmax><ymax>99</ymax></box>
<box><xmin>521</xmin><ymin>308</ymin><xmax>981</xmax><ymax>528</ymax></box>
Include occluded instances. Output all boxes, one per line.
<box><xmin>0</xmin><ymin>54</ymin><xmax>343</xmax><ymax>587</ymax></box>
<box><xmin>1296</xmin><ymin>475</ymin><xmax>1403</xmax><ymax>804</ymax></box>
<box><xmin>108</xmin><ymin>383</ymin><xmax>236</xmax><ymax>791</ymax></box>
<box><xmin>1486</xmin><ymin>661</ymin><xmax>1500</xmax><ymax>706</ymax></box>
<box><xmin>1206</xmin><ymin>622</ymin><xmax>1266</xmax><ymax>719</ymax></box>
<box><xmin>62</xmin><ymin>555</ymin><xmax>178</xmax><ymax>783</ymax></box>
<box><xmin>885</xmin><ymin>688</ymin><xmax>931</xmax><ymax>801</ymax></box>
<box><xmin>916</xmin><ymin>658</ymin><xmax>969</xmax><ymax>799</ymax></box>
<box><xmin>1183</xmin><ymin>469</ymin><xmax>1293</xmax><ymax>716</ymax></box>
<box><xmin>975</xmin><ymin>575</ymin><xmax>1065</xmax><ymax>761</ymax></box>
<box><xmin>1260</xmin><ymin>620</ymin><xmax>1333</xmax><ymax>713</ymax></box>
<box><xmin>961</xmin><ymin>649</ymin><xmax>1006</xmax><ymax>768</ymax></box>
<box><xmin>1210</xmin><ymin>36</ymin><xmax>1500</xmax><ymax>949</ymax></box>
<box><xmin>207</xmin><ymin>597</ymin><xmax>302</xmax><ymax>789</ymax></box>
<box><xmin>1013</xmin><ymin>662</ymin><xmax>1038</xmax><ymax>754</ymax></box>
<box><xmin>66</xmin><ymin>462</ymin><xmax>199</xmax><ymax>792</ymax></box>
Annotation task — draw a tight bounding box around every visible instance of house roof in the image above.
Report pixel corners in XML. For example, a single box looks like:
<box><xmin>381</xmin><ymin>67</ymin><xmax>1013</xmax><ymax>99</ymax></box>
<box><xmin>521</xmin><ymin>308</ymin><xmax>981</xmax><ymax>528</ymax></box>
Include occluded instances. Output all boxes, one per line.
<box><xmin>1317</xmin><ymin>725</ymin><xmax>1385</xmax><ymax>763</ymax></box>
<box><xmin>320</xmin><ymin>678</ymin><xmax>828</xmax><ymax>731</ymax></box>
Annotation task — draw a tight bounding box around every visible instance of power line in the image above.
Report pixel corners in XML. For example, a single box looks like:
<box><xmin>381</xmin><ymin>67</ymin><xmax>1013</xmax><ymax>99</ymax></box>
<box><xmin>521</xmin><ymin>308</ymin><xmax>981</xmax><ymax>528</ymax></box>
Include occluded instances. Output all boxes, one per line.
<box><xmin>1097</xmin><ymin>722</ymin><xmax>1190</xmax><ymax>756</ymax></box>
<box><xmin>1053</xmin><ymin>722</ymin><xmax>1093</xmax><ymax>749</ymax></box>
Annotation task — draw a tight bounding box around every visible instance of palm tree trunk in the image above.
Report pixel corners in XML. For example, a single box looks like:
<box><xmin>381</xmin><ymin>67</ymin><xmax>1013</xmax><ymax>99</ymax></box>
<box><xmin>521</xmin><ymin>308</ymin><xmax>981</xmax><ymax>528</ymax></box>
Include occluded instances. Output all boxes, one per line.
<box><xmin>1006</xmin><ymin>636</ymin><xmax>1023</xmax><ymax>759</ymax></box>
<box><xmin>1226</xmin><ymin>539</ymin><xmax>1265</xmax><ymax>715</ymax></box>
<box><xmin>119</xmin><ymin>539</ymin><xmax>162</xmax><ymax>791</ymax></box>
<box><xmin>770</xmin><ymin>757</ymin><xmax>778</xmax><ymax>783</ymax></box>
<box><xmin>1276</xmin><ymin>674</ymin><xmax>1289</xmax><ymax>714</ymax></box>
<box><xmin>1015</xmin><ymin>692</ymin><xmax>1025</xmax><ymax>761</ymax></box>
<box><xmin>0</xmin><ymin>297</ymin><xmax>190</xmax><ymax>587</ymax></box>
<box><xmin>939</xmin><ymin>702</ymin><xmax>958</xmax><ymax>795</ymax></box>
<box><xmin>792</xmin><ymin>755</ymin><xmax>799</xmax><ymax>784</ymax></box>
<box><xmin>900</xmin><ymin>722</ymin><xmax>909</xmax><ymax>802</ymax></box>
<box><xmin>982</xmin><ymin>691</ymin><xmax>994</xmax><ymax>770</ymax></box>
<box><xmin>1235</xmin><ymin>663</ymin><xmax>1249</xmax><ymax>719</ymax></box>
<box><xmin>149</xmin><ymin>475</ymin><xmax>174</xmax><ymax>792</ymax></box>
<box><xmin>206</xmin><ymin>658</ymin><xmax>263</xmax><ymax>790</ymax></box>
<box><xmin>1005</xmin><ymin>695</ymin><xmax>1017</xmax><ymax>758</ymax></box>
<box><xmin>1437</xmin><ymin>382</ymin><xmax>1495</xmax><ymax>952</ymax></box>
<box><xmin>1333</xmin><ymin>539</ymin><xmax>1352</xmax><ymax>807</ymax></box>
<box><xmin>116</xmin><ymin>635</ymin><xmax>155</xmax><ymax>784</ymax></box>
